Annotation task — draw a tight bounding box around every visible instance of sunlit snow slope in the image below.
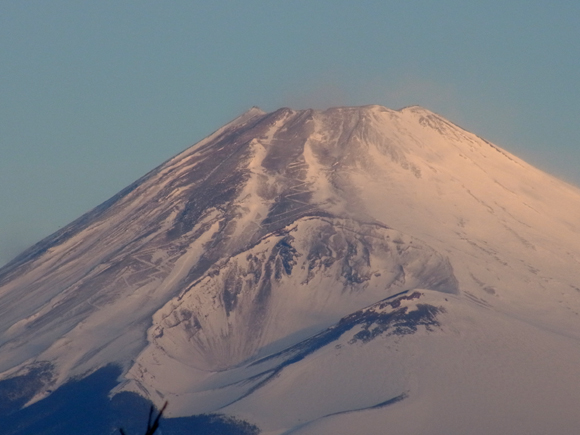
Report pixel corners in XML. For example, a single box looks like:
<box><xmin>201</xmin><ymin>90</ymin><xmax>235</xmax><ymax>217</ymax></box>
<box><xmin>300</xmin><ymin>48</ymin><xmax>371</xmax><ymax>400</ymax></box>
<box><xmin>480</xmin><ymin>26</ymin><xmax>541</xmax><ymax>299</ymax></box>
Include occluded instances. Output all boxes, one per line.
<box><xmin>1</xmin><ymin>105</ymin><xmax>579</xmax><ymax>434</ymax></box>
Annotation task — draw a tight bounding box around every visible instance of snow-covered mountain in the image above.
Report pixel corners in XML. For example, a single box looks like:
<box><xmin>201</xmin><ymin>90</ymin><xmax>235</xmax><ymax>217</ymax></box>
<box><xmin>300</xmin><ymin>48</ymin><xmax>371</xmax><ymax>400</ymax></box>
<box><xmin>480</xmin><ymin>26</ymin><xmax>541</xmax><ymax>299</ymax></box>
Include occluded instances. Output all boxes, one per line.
<box><xmin>1</xmin><ymin>105</ymin><xmax>580</xmax><ymax>434</ymax></box>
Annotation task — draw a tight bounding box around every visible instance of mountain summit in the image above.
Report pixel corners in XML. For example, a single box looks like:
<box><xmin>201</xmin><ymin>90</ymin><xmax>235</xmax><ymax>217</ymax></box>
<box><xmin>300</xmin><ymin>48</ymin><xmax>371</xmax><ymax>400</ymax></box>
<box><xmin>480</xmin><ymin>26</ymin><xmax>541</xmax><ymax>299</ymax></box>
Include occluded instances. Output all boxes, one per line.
<box><xmin>1</xmin><ymin>105</ymin><xmax>580</xmax><ymax>434</ymax></box>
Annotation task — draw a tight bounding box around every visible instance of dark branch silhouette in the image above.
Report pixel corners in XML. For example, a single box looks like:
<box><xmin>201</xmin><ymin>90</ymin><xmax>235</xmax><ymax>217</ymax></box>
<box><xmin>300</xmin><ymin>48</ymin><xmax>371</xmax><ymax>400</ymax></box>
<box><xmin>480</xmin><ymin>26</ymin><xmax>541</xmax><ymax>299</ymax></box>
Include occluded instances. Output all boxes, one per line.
<box><xmin>119</xmin><ymin>401</ymin><xmax>168</xmax><ymax>435</ymax></box>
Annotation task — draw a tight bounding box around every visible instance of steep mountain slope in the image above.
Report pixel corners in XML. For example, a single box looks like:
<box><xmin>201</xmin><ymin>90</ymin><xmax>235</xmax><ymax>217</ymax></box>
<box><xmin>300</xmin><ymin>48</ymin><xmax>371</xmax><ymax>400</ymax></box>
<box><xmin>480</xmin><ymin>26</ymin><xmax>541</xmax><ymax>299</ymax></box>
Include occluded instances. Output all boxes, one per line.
<box><xmin>0</xmin><ymin>104</ymin><xmax>579</xmax><ymax>434</ymax></box>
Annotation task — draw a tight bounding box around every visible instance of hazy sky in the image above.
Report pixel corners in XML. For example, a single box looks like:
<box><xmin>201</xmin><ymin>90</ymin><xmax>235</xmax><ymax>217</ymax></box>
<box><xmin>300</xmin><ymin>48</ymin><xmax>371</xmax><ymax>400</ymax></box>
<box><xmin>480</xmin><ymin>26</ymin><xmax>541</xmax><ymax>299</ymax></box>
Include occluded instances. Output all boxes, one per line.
<box><xmin>1</xmin><ymin>1</ymin><xmax>579</xmax><ymax>266</ymax></box>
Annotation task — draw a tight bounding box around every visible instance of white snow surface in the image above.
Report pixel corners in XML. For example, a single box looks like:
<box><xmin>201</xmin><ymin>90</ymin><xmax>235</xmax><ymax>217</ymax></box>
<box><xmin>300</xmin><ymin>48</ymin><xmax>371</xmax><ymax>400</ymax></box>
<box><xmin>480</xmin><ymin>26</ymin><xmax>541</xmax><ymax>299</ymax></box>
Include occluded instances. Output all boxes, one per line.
<box><xmin>0</xmin><ymin>104</ymin><xmax>580</xmax><ymax>433</ymax></box>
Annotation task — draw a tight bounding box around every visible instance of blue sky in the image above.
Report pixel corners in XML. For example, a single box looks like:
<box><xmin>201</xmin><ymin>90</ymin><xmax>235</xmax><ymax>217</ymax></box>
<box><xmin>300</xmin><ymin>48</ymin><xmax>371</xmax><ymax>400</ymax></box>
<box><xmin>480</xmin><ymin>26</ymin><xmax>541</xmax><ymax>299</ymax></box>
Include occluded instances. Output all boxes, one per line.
<box><xmin>1</xmin><ymin>1</ymin><xmax>579</xmax><ymax>265</ymax></box>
